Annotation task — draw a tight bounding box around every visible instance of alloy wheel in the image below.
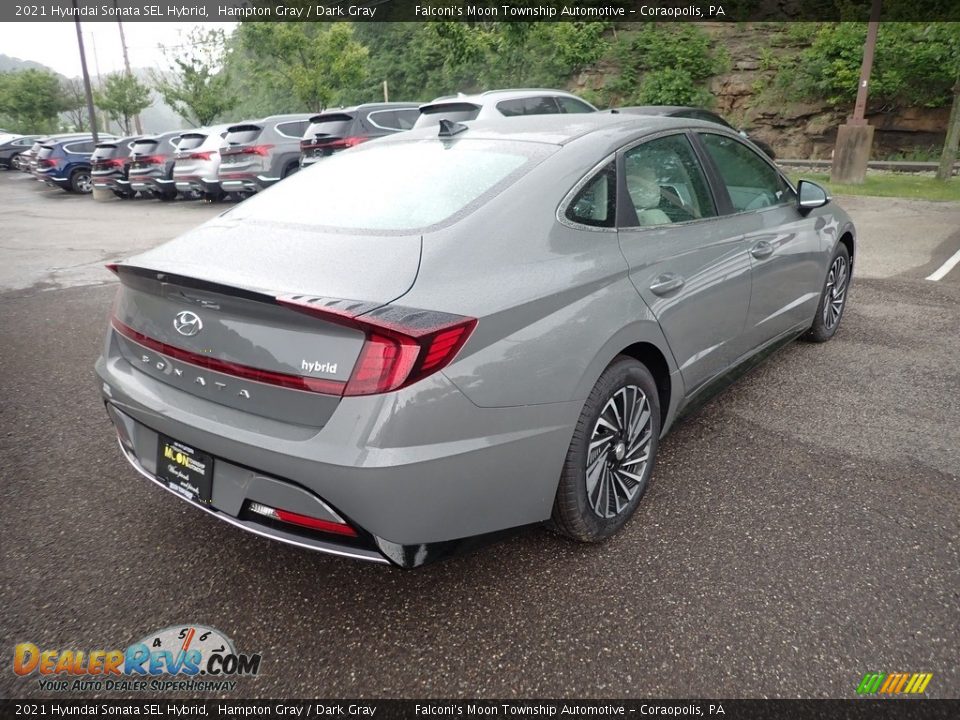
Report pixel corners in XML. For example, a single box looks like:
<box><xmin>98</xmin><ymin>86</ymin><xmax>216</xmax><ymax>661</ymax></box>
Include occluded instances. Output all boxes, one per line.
<box><xmin>75</xmin><ymin>172</ymin><xmax>93</xmax><ymax>193</ymax></box>
<box><xmin>823</xmin><ymin>255</ymin><xmax>848</xmax><ymax>330</ymax></box>
<box><xmin>586</xmin><ymin>385</ymin><xmax>653</xmax><ymax>519</ymax></box>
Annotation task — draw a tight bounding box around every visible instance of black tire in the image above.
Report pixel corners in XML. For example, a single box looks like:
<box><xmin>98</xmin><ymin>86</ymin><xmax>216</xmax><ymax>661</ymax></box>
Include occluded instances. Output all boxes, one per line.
<box><xmin>551</xmin><ymin>356</ymin><xmax>661</xmax><ymax>542</ymax></box>
<box><xmin>70</xmin><ymin>169</ymin><xmax>93</xmax><ymax>194</ymax></box>
<box><xmin>202</xmin><ymin>190</ymin><xmax>224</xmax><ymax>203</ymax></box>
<box><xmin>282</xmin><ymin>162</ymin><xmax>299</xmax><ymax>179</ymax></box>
<box><xmin>803</xmin><ymin>243</ymin><xmax>851</xmax><ymax>343</ymax></box>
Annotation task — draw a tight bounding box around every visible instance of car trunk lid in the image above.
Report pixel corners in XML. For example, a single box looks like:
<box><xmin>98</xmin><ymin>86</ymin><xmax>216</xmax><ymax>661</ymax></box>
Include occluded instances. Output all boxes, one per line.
<box><xmin>220</xmin><ymin>124</ymin><xmax>269</xmax><ymax>173</ymax></box>
<box><xmin>110</xmin><ymin>221</ymin><xmax>422</xmax><ymax>427</ymax></box>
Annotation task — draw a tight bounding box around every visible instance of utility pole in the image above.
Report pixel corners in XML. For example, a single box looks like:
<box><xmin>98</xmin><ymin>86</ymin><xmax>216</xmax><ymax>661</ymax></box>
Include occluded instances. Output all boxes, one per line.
<box><xmin>73</xmin><ymin>1</ymin><xmax>99</xmax><ymax>144</ymax></box>
<box><xmin>937</xmin><ymin>79</ymin><xmax>960</xmax><ymax>181</ymax></box>
<box><xmin>115</xmin><ymin>1</ymin><xmax>142</xmax><ymax>134</ymax></box>
<box><xmin>383</xmin><ymin>80</ymin><xmax>389</xmax><ymax>103</ymax></box>
<box><xmin>830</xmin><ymin>0</ymin><xmax>881</xmax><ymax>184</ymax></box>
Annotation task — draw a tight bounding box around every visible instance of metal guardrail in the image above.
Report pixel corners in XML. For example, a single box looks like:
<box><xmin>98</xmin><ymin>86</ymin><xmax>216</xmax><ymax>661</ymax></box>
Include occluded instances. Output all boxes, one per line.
<box><xmin>778</xmin><ymin>159</ymin><xmax>958</xmax><ymax>175</ymax></box>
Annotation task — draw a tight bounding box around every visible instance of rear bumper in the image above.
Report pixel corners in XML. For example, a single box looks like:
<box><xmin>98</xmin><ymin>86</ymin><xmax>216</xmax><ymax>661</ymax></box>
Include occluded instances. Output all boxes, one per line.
<box><xmin>130</xmin><ymin>176</ymin><xmax>175</xmax><ymax>195</ymax></box>
<box><xmin>174</xmin><ymin>175</ymin><xmax>222</xmax><ymax>195</ymax></box>
<box><xmin>220</xmin><ymin>173</ymin><xmax>279</xmax><ymax>193</ymax></box>
<box><xmin>95</xmin><ymin>333</ymin><xmax>578</xmax><ymax>566</ymax></box>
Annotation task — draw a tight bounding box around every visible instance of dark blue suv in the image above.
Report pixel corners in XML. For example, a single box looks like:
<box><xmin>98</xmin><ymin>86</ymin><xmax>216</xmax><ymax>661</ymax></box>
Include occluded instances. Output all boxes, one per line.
<box><xmin>35</xmin><ymin>134</ymin><xmax>115</xmax><ymax>193</ymax></box>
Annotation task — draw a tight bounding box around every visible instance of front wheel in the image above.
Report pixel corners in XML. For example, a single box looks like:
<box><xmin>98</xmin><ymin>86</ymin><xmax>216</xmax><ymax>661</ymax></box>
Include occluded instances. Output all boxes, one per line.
<box><xmin>551</xmin><ymin>356</ymin><xmax>660</xmax><ymax>542</ymax></box>
<box><xmin>803</xmin><ymin>244</ymin><xmax>850</xmax><ymax>343</ymax></box>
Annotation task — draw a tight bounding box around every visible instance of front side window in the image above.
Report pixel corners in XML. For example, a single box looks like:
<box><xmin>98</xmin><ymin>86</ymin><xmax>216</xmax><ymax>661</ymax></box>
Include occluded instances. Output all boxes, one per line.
<box><xmin>565</xmin><ymin>161</ymin><xmax>615</xmax><ymax>228</ymax></box>
<box><xmin>623</xmin><ymin>134</ymin><xmax>716</xmax><ymax>227</ymax></box>
<box><xmin>699</xmin><ymin>133</ymin><xmax>792</xmax><ymax>212</ymax></box>
<box><xmin>557</xmin><ymin>97</ymin><xmax>595</xmax><ymax>114</ymax></box>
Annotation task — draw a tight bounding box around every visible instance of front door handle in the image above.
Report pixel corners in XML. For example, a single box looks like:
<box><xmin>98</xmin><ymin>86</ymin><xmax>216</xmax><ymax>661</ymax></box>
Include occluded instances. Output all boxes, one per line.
<box><xmin>751</xmin><ymin>240</ymin><xmax>775</xmax><ymax>259</ymax></box>
<box><xmin>649</xmin><ymin>273</ymin><xmax>685</xmax><ymax>295</ymax></box>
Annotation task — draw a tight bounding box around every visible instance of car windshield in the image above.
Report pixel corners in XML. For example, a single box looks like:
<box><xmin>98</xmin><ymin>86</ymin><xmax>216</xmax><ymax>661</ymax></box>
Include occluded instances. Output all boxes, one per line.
<box><xmin>231</xmin><ymin>139</ymin><xmax>555</xmax><ymax>232</ymax></box>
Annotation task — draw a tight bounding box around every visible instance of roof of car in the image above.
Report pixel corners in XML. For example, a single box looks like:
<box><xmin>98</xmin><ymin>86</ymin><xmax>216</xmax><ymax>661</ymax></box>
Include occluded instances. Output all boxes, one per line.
<box><xmin>429</xmin><ymin>88</ymin><xmax>591</xmax><ymax>104</ymax></box>
<box><xmin>260</xmin><ymin>113</ymin><xmax>314</xmax><ymax>122</ymax></box>
<box><xmin>307</xmin><ymin>103</ymin><xmax>420</xmax><ymax>120</ymax></box>
<box><xmin>393</xmin><ymin>113</ymin><xmax>725</xmax><ymax>147</ymax></box>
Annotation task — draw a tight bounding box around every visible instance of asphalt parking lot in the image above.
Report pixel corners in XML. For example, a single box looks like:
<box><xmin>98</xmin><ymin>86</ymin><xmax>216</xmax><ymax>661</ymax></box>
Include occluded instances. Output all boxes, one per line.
<box><xmin>0</xmin><ymin>170</ymin><xmax>958</xmax><ymax>699</ymax></box>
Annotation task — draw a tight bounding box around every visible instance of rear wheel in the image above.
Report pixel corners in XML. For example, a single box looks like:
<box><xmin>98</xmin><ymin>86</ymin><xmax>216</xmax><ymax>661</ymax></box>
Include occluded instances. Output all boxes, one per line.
<box><xmin>70</xmin><ymin>169</ymin><xmax>93</xmax><ymax>194</ymax></box>
<box><xmin>803</xmin><ymin>243</ymin><xmax>850</xmax><ymax>343</ymax></box>
<box><xmin>551</xmin><ymin>356</ymin><xmax>660</xmax><ymax>542</ymax></box>
<box><xmin>282</xmin><ymin>162</ymin><xmax>299</xmax><ymax>179</ymax></box>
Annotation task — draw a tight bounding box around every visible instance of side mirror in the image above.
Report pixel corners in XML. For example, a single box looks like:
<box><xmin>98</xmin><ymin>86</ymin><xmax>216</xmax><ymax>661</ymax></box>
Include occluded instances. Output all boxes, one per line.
<box><xmin>797</xmin><ymin>179</ymin><xmax>830</xmax><ymax>215</ymax></box>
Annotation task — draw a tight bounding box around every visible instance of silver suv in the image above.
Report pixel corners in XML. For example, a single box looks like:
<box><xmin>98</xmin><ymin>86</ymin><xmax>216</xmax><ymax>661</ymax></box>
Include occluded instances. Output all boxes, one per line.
<box><xmin>127</xmin><ymin>131</ymin><xmax>184</xmax><ymax>200</ymax></box>
<box><xmin>414</xmin><ymin>88</ymin><xmax>597</xmax><ymax>129</ymax></box>
<box><xmin>172</xmin><ymin>124</ymin><xmax>231</xmax><ymax>201</ymax></box>
<box><xmin>218</xmin><ymin>114</ymin><xmax>312</xmax><ymax>196</ymax></box>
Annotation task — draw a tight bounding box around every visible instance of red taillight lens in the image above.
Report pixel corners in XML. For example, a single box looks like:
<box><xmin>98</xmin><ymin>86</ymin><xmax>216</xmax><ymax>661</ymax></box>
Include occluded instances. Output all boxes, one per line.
<box><xmin>39</xmin><ymin>158</ymin><xmax>57</xmax><ymax>168</ymax></box>
<box><xmin>277</xmin><ymin>296</ymin><xmax>477</xmax><ymax>396</ymax></box>
<box><xmin>189</xmin><ymin>151</ymin><xmax>213</xmax><ymax>160</ymax></box>
<box><xmin>301</xmin><ymin>137</ymin><xmax>365</xmax><ymax>152</ymax></box>
<box><xmin>137</xmin><ymin>155</ymin><xmax>164</xmax><ymax>165</ymax></box>
<box><xmin>248</xmin><ymin>502</ymin><xmax>358</xmax><ymax>537</ymax></box>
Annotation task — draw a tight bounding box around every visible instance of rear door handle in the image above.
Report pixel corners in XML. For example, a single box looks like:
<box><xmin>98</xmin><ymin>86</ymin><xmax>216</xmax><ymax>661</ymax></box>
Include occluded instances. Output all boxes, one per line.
<box><xmin>649</xmin><ymin>273</ymin><xmax>685</xmax><ymax>295</ymax></box>
<box><xmin>750</xmin><ymin>240</ymin><xmax>775</xmax><ymax>259</ymax></box>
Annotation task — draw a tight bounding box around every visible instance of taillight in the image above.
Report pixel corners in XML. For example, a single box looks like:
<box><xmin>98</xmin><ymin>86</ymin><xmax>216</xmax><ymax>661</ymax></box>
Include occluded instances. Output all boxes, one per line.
<box><xmin>189</xmin><ymin>151</ymin><xmax>213</xmax><ymax>160</ymax></box>
<box><xmin>39</xmin><ymin>158</ymin><xmax>57</xmax><ymax>168</ymax></box>
<box><xmin>301</xmin><ymin>137</ymin><xmax>365</xmax><ymax>151</ymax></box>
<box><xmin>248</xmin><ymin>502</ymin><xmax>358</xmax><ymax>537</ymax></box>
<box><xmin>95</xmin><ymin>158</ymin><xmax>124</xmax><ymax>169</ymax></box>
<box><xmin>223</xmin><ymin>144</ymin><xmax>273</xmax><ymax>157</ymax></box>
<box><xmin>136</xmin><ymin>155</ymin><xmax>164</xmax><ymax>165</ymax></box>
<box><xmin>277</xmin><ymin>295</ymin><xmax>477</xmax><ymax>396</ymax></box>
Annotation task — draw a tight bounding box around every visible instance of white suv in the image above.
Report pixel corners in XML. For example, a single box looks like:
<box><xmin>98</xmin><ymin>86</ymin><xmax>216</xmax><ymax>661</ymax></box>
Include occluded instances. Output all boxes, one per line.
<box><xmin>414</xmin><ymin>89</ymin><xmax>597</xmax><ymax>129</ymax></box>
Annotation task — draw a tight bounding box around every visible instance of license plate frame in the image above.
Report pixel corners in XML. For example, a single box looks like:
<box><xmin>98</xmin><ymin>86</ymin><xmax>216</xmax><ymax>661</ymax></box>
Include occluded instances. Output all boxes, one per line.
<box><xmin>156</xmin><ymin>435</ymin><xmax>213</xmax><ymax>504</ymax></box>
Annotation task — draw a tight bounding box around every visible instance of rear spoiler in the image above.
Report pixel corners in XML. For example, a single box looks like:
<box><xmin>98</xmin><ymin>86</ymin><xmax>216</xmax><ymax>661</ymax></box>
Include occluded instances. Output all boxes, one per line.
<box><xmin>307</xmin><ymin>113</ymin><xmax>354</xmax><ymax>124</ymax></box>
<box><xmin>418</xmin><ymin>102</ymin><xmax>480</xmax><ymax>115</ymax></box>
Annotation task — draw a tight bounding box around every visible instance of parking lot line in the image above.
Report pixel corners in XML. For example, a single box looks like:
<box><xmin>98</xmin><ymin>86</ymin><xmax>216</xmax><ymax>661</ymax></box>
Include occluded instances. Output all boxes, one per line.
<box><xmin>926</xmin><ymin>247</ymin><xmax>960</xmax><ymax>281</ymax></box>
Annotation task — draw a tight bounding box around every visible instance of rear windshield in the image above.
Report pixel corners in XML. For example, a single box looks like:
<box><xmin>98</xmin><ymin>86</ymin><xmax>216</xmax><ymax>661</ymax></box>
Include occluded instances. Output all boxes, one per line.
<box><xmin>232</xmin><ymin>139</ymin><xmax>555</xmax><ymax>233</ymax></box>
<box><xmin>131</xmin><ymin>140</ymin><xmax>159</xmax><ymax>156</ymax></box>
<box><xmin>37</xmin><ymin>146</ymin><xmax>54</xmax><ymax>158</ymax></box>
<box><xmin>177</xmin><ymin>134</ymin><xmax>207</xmax><ymax>151</ymax></box>
<box><xmin>304</xmin><ymin>115</ymin><xmax>354</xmax><ymax>141</ymax></box>
<box><xmin>414</xmin><ymin>104</ymin><xmax>481</xmax><ymax>128</ymax></box>
<box><xmin>224</xmin><ymin>125</ymin><xmax>263</xmax><ymax>145</ymax></box>
<box><xmin>91</xmin><ymin>144</ymin><xmax>121</xmax><ymax>161</ymax></box>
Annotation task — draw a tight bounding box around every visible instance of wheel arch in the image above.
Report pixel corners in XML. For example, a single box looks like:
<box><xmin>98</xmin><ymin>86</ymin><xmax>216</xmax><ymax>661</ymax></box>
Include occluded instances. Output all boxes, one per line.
<box><xmin>618</xmin><ymin>341</ymin><xmax>672</xmax><ymax>431</ymax></box>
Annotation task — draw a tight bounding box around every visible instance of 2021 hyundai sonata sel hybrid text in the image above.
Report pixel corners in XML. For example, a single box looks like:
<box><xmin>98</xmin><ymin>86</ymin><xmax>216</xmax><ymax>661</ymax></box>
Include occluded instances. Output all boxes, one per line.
<box><xmin>96</xmin><ymin>115</ymin><xmax>854</xmax><ymax>567</ymax></box>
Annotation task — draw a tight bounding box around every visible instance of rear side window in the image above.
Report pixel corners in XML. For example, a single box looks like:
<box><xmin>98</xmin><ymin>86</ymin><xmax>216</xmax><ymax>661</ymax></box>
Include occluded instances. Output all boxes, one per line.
<box><xmin>233</xmin><ymin>139</ymin><xmax>553</xmax><ymax>232</ymax></box>
<box><xmin>177</xmin><ymin>134</ymin><xmax>207</xmax><ymax>152</ymax></box>
<box><xmin>497</xmin><ymin>96</ymin><xmax>561</xmax><ymax>117</ymax></box>
<box><xmin>557</xmin><ymin>97</ymin><xmax>595</xmax><ymax>114</ymax></box>
<box><xmin>565</xmin><ymin>161</ymin><xmax>616</xmax><ymax>228</ymax></box>
<box><xmin>303</xmin><ymin>115</ymin><xmax>354</xmax><ymax>141</ymax></box>
<box><xmin>366</xmin><ymin>108</ymin><xmax>419</xmax><ymax>131</ymax></box>
<box><xmin>276</xmin><ymin>120</ymin><xmax>309</xmax><ymax>138</ymax></box>
<box><xmin>64</xmin><ymin>141</ymin><xmax>96</xmax><ymax>154</ymax></box>
<box><xmin>699</xmin><ymin>133</ymin><xmax>791</xmax><ymax>212</ymax></box>
<box><xmin>224</xmin><ymin>126</ymin><xmax>263</xmax><ymax>145</ymax></box>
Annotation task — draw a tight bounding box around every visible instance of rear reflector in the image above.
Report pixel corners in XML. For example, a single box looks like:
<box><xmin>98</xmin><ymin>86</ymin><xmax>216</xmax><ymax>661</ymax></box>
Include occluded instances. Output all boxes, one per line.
<box><xmin>277</xmin><ymin>296</ymin><xmax>477</xmax><ymax>396</ymax></box>
<box><xmin>248</xmin><ymin>502</ymin><xmax>358</xmax><ymax>537</ymax></box>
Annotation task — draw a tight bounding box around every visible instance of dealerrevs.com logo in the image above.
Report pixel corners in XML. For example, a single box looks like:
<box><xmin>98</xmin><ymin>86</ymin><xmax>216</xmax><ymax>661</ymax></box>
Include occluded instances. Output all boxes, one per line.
<box><xmin>13</xmin><ymin>625</ymin><xmax>261</xmax><ymax>693</ymax></box>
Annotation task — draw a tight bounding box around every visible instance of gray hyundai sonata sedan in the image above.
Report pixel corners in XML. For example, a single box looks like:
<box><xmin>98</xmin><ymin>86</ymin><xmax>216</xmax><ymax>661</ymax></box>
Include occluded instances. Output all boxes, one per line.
<box><xmin>96</xmin><ymin>114</ymin><xmax>854</xmax><ymax>567</ymax></box>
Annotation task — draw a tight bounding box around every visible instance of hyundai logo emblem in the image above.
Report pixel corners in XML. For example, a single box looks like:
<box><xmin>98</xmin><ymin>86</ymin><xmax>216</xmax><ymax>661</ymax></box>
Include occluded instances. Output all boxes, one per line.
<box><xmin>173</xmin><ymin>310</ymin><xmax>203</xmax><ymax>337</ymax></box>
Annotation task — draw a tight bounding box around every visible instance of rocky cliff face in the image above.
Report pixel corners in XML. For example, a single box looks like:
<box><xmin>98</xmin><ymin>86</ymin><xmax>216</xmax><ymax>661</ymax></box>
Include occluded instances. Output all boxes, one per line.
<box><xmin>575</xmin><ymin>23</ymin><xmax>949</xmax><ymax>160</ymax></box>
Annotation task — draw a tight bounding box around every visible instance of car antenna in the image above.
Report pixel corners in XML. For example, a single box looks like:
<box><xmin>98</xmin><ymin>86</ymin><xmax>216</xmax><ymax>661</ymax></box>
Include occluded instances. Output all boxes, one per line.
<box><xmin>438</xmin><ymin>119</ymin><xmax>468</xmax><ymax>138</ymax></box>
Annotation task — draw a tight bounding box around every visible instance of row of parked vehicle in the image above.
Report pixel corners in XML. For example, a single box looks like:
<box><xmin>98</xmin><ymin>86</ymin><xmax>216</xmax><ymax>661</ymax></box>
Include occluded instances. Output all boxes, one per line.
<box><xmin>0</xmin><ymin>89</ymin><xmax>774</xmax><ymax>202</ymax></box>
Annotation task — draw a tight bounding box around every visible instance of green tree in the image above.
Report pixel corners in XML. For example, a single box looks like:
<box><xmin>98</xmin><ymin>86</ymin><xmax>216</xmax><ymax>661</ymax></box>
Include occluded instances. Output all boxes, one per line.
<box><xmin>607</xmin><ymin>24</ymin><xmax>728</xmax><ymax>107</ymax></box>
<box><xmin>0</xmin><ymin>69</ymin><xmax>67</xmax><ymax>133</ymax></box>
<box><xmin>784</xmin><ymin>22</ymin><xmax>960</xmax><ymax>108</ymax></box>
<box><xmin>153</xmin><ymin>27</ymin><xmax>237</xmax><ymax>126</ymax></box>
<box><xmin>238</xmin><ymin>22</ymin><xmax>368</xmax><ymax>112</ymax></box>
<box><xmin>96</xmin><ymin>72</ymin><xmax>151</xmax><ymax>134</ymax></box>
